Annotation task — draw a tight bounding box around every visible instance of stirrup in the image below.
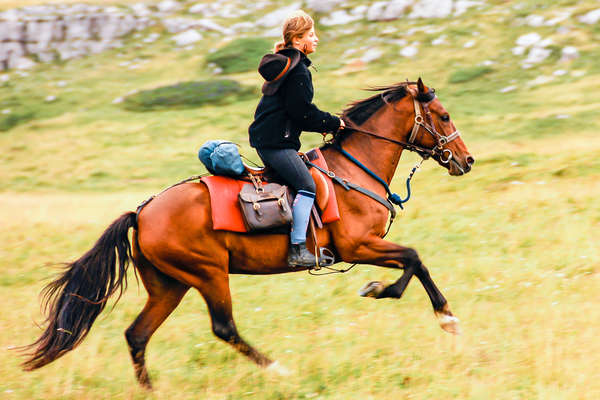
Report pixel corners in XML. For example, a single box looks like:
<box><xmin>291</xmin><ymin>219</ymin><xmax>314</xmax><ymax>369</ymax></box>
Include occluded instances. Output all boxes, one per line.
<box><xmin>318</xmin><ymin>247</ymin><xmax>335</xmax><ymax>267</ymax></box>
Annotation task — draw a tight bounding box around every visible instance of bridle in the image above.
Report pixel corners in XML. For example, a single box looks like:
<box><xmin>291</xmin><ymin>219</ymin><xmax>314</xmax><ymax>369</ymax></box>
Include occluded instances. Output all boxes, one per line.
<box><xmin>404</xmin><ymin>94</ymin><xmax>461</xmax><ymax>164</ymax></box>
<box><xmin>340</xmin><ymin>90</ymin><xmax>462</xmax><ymax>164</ymax></box>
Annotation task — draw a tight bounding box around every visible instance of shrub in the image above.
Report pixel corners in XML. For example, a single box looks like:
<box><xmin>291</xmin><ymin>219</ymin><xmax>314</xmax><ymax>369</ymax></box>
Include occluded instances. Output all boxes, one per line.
<box><xmin>448</xmin><ymin>66</ymin><xmax>493</xmax><ymax>84</ymax></box>
<box><xmin>206</xmin><ymin>38</ymin><xmax>272</xmax><ymax>74</ymax></box>
<box><xmin>122</xmin><ymin>80</ymin><xmax>254</xmax><ymax>111</ymax></box>
<box><xmin>0</xmin><ymin>110</ymin><xmax>35</xmax><ymax>132</ymax></box>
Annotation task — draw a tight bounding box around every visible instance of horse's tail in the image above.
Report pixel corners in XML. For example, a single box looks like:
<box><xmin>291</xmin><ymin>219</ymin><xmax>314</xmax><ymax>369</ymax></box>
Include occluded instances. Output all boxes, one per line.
<box><xmin>21</xmin><ymin>212</ymin><xmax>137</xmax><ymax>371</ymax></box>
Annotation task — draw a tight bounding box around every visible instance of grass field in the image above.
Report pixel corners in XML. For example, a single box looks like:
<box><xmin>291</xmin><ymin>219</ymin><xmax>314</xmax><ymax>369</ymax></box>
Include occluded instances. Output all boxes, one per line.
<box><xmin>1</xmin><ymin>1</ymin><xmax>600</xmax><ymax>399</ymax></box>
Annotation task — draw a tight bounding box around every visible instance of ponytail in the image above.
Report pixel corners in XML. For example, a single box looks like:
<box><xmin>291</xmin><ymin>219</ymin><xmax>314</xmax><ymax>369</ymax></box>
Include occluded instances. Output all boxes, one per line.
<box><xmin>272</xmin><ymin>10</ymin><xmax>313</xmax><ymax>54</ymax></box>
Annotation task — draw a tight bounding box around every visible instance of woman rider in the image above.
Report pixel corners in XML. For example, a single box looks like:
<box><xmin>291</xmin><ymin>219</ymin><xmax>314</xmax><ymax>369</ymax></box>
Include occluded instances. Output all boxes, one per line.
<box><xmin>248</xmin><ymin>10</ymin><xmax>345</xmax><ymax>267</ymax></box>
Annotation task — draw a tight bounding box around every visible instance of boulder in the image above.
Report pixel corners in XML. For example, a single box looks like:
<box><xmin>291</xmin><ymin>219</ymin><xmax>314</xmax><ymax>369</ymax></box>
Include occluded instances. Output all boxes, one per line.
<box><xmin>65</xmin><ymin>16</ymin><xmax>92</xmax><ymax>41</ymax></box>
<box><xmin>516</xmin><ymin>32</ymin><xmax>541</xmax><ymax>48</ymax></box>
<box><xmin>320</xmin><ymin>10</ymin><xmax>362</xmax><ymax>26</ymax></box>
<box><xmin>196</xmin><ymin>18</ymin><xmax>231</xmax><ymax>35</ymax></box>
<box><xmin>522</xmin><ymin>47</ymin><xmax>551</xmax><ymax>65</ymax></box>
<box><xmin>361</xmin><ymin>48</ymin><xmax>383</xmax><ymax>63</ymax></box>
<box><xmin>172</xmin><ymin>29</ymin><xmax>202</xmax><ymax>46</ymax></box>
<box><xmin>162</xmin><ymin>17</ymin><xmax>197</xmax><ymax>33</ymax></box>
<box><xmin>130</xmin><ymin>3</ymin><xmax>151</xmax><ymax>17</ymax></box>
<box><xmin>157</xmin><ymin>0</ymin><xmax>182</xmax><ymax>14</ymax></box>
<box><xmin>454</xmin><ymin>1</ymin><xmax>482</xmax><ymax>16</ymax></box>
<box><xmin>560</xmin><ymin>46</ymin><xmax>579</xmax><ymax>62</ymax></box>
<box><xmin>400</xmin><ymin>45</ymin><xmax>418</xmax><ymax>57</ymax></box>
<box><xmin>11</xmin><ymin>56</ymin><xmax>36</xmax><ymax>70</ymax></box>
<box><xmin>305</xmin><ymin>0</ymin><xmax>345</xmax><ymax>13</ymax></box>
<box><xmin>578</xmin><ymin>8</ymin><xmax>600</xmax><ymax>25</ymax></box>
<box><xmin>367</xmin><ymin>0</ymin><xmax>411</xmax><ymax>21</ymax></box>
<box><xmin>256</xmin><ymin>3</ymin><xmax>301</xmax><ymax>28</ymax></box>
<box><xmin>409</xmin><ymin>0</ymin><xmax>453</xmax><ymax>19</ymax></box>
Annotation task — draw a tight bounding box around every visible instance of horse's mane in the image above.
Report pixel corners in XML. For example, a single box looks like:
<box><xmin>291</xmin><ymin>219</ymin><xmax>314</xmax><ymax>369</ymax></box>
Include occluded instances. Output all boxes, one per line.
<box><xmin>342</xmin><ymin>81</ymin><xmax>416</xmax><ymax>126</ymax></box>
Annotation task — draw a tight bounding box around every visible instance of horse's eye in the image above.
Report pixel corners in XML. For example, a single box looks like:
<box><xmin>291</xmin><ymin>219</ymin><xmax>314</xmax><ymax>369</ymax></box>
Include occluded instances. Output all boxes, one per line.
<box><xmin>441</xmin><ymin>115</ymin><xmax>450</xmax><ymax>122</ymax></box>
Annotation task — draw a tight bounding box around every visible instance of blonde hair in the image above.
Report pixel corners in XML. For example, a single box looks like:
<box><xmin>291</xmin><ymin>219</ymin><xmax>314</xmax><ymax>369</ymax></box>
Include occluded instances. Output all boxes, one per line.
<box><xmin>273</xmin><ymin>10</ymin><xmax>314</xmax><ymax>53</ymax></box>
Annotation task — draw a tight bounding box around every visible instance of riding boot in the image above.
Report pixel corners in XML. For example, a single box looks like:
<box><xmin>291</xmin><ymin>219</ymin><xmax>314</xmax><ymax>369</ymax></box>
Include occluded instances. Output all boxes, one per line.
<box><xmin>287</xmin><ymin>242</ymin><xmax>322</xmax><ymax>267</ymax></box>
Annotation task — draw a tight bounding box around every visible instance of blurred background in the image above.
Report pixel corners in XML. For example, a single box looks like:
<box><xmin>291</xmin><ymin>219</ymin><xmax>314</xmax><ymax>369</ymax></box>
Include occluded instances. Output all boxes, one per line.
<box><xmin>1</xmin><ymin>0</ymin><xmax>599</xmax><ymax>398</ymax></box>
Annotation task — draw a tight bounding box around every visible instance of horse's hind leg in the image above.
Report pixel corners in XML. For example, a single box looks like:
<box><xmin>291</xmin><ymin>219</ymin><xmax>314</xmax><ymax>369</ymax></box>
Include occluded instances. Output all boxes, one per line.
<box><xmin>192</xmin><ymin>269</ymin><xmax>287</xmax><ymax>374</ymax></box>
<box><xmin>125</xmin><ymin>254</ymin><xmax>189</xmax><ymax>389</ymax></box>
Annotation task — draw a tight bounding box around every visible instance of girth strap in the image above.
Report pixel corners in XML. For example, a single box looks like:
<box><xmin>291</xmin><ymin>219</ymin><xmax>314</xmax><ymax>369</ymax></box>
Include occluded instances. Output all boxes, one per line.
<box><xmin>307</xmin><ymin>161</ymin><xmax>396</xmax><ymax>220</ymax></box>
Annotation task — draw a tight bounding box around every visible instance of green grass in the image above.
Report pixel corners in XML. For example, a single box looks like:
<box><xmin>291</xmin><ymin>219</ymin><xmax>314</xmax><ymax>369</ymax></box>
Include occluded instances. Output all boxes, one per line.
<box><xmin>1</xmin><ymin>1</ymin><xmax>600</xmax><ymax>399</ymax></box>
<box><xmin>206</xmin><ymin>38</ymin><xmax>273</xmax><ymax>74</ymax></box>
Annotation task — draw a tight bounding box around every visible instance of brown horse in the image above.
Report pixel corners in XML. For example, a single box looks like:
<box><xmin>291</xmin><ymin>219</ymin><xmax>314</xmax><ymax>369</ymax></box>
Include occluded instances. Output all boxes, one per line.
<box><xmin>22</xmin><ymin>78</ymin><xmax>474</xmax><ymax>388</ymax></box>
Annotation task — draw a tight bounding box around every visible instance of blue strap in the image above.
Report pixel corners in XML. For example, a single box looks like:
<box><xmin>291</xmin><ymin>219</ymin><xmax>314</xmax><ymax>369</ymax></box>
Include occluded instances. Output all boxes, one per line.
<box><xmin>334</xmin><ymin>143</ymin><xmax>412</xmax><ymax>209</ymax></box>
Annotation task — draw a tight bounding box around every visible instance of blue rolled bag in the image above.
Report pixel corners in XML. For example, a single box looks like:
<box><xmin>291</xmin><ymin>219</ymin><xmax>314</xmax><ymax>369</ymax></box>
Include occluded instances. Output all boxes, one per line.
<box><xmin>198</xmin><ymin>140</ymin><xmax>245</xmax><ymax>176</ymax></box>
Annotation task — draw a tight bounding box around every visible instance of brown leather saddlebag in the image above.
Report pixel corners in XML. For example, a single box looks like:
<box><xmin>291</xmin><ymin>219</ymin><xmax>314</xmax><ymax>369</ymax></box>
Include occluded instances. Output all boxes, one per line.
<box><xmin>238</xmin><ymin>175</ymin><xmax>293</xmax><ymax>232</ymax></box>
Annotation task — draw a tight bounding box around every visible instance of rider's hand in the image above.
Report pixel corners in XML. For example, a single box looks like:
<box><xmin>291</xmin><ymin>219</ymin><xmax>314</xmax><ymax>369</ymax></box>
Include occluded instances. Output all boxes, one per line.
<box><xmin>339</xmin><ymin>118</ymin><xmax>346</xmax><ymax>131</ymax></box>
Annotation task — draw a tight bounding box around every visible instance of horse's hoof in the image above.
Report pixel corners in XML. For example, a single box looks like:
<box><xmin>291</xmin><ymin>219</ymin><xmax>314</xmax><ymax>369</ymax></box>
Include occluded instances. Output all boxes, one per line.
<box><xmin>358</xmin><ymin>281</ymin><xmax>386</xmax><ymax>298</ymax></box>
<box><xmin>266</xmin><ymin>360</ymin><xmax>292</xmax><ymax>377</ymax></box>
<box><xmin>435</xmin><ymin>311</ymin><xmax>461</xmax><ymax>335</ymax></box>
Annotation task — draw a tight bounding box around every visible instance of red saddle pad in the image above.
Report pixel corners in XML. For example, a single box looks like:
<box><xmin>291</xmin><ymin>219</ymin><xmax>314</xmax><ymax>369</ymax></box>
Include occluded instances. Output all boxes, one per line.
<box><xmin>201</xmin><ymin>148</ymin><xmax>340</xmax><ymax>232</ymax></box>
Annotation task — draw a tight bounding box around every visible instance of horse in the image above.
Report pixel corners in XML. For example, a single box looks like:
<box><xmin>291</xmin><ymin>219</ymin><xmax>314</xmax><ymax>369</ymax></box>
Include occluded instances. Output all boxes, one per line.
<box><xmin>21</xmin><ymin>78</ymin><xmax>474</xmax><ymax>388</ymax></box>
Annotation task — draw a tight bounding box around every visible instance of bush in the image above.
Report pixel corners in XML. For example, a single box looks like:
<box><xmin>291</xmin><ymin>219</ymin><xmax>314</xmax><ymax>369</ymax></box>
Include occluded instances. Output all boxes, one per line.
<box><xmin>206</xmin><ymin>38</ymin><xmax>272</xmax><ymax>74</ymax></box>
<box><xmin>122</xmin><ymin>80</ymin><xmax>254</xmax><ymax>111</ymax></box>
<box><xmin>448</xmin><ymin>66</ymin><xmax>493</xmax><ymax>84</ymax></box>
<box><xmin>0</xmin><ymin>110</ymin><xmax>35</xmax><ymax>132</ymax></box>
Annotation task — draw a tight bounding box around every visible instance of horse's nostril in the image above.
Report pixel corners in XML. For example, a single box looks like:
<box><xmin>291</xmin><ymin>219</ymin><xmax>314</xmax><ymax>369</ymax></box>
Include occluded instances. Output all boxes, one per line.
<box><xmin>466</xmin><ymin>156</ymin><xmax>475</xmax><ymax>166</ymax></box>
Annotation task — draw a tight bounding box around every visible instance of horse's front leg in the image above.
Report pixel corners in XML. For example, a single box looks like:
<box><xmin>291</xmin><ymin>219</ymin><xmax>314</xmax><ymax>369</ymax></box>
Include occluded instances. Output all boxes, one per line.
<box><xmin>343</xmin><ymin>238</ymin><xmax>460</xmax><ymax>335</ymax></box>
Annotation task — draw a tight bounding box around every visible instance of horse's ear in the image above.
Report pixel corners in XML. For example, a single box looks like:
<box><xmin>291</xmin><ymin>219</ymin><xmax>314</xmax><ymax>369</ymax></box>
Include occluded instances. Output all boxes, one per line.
<box><xmin>417</xmin><ymin>77</ymin><xmax>426</xmax><ymax>93</ymax></box>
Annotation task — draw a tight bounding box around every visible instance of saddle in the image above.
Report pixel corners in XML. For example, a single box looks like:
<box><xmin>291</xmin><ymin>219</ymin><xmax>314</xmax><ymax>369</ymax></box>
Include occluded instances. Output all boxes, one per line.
<box><xmin>201</xmin><ymin>148</ymin><xmax>340</xmax><ymax>233</ymax></box>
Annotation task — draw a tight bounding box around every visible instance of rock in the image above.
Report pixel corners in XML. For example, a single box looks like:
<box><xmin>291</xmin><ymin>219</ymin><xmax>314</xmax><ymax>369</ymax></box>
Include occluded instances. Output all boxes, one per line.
<box><xmin>351</xmin><ymin>5</ymin><xmax>368</xmax><ymax>17</ymax></box>
<box><xmin>320</xmin><ymin>10</ymin><xmax>362</xmax><ymax>26</ymax></box>
<box><xmin>367</xmin><ymin>0</ymin><xmax>411</xmax><ymax>21</ymax></box>
<box><xmin>230</xmin><ymin>22</ymin><xmax>254</xmax><ymax>32</ymax></box>
<box><xmin>143</xmin><ymin>32</ymin><xmax>161</xmax><ymax>43</ymax></box>
<box><xmin>2</xmin><ymin>19</ymin><xmax>26</xmax><ymax>42</ymax></box>
<box><xmin>112</xmin><ymin>96</ymin><xmax>124</xmax><ymax>104</ymax></box>
<box><xmin>130</xmin><ymin>3</ymin><xmax>151</xmax><ymax>17</ymax></box>
<box><xmin>0</xmin><ymin>42</ymin><xmax>25</xmax><ymax>65</ymax></box>
<box><xmin>172</xmin><ymin>29</ymin><xmax>202</xmax><ymax>46</ymax></box>
<box><xmin>361</xmin><ymin>48</ymin><xmax>383</xmax><ymax>63</ymax></box>
<box><xmin>516</xmin><ymin>32</ymin><xmax>541</xmax><ymax>47</ymax></box>
<box><xmin>454</xmin><ymin>1</ymin><xmax>482</xmax><ymax>16</ymax></box>
<box><xmin>512</xmin><ymin>46</ymin><xmax>526</xmax><ymax>56</ymax></box>
<box><xmin>522</xmin><ymin>47</ymin><xmax>551</xmax><ymax>65</ymax></box>
<box><xmin>553</xmin><ymin>69</ymin><xmax>567</xmax><ymax>76</ymax></box>
<box><xmin>578</xmin><ymin>8</ymin><xmax>600</xmax><ymax>25</ymax></box>
<box><xmin>256</xmin><ymin>3</ymin><xmax>301</xmax><ymax>28</ymax></box>
<box><xmin>162</xmin><ymin>17</ymin><xmax>197</xmax><ymax>33</ymax></box>
<box><xmin>188</xmin><ymin>3</ymin><xmax>215</xmax><ymax>16</ymax></box>
<box><xmin>463</xmin><ymin>40</ymin><xmax>475</xmax><ymax>48</ymax></box>
<box><xmin>157</xmin><ymin>0</ymin><xmax>183</xmax><ymax>14</ymax></box>
<box><xmin>499</xmin><ymin>85</ymin><xmax>517</xmax><ymax>93</ymax></box>
<box><xmin>366</xmin><ymin>2</ymin><xmax>388</xmax><ymax>21</ymax></box>
<box><xmin>65</xmin><ymin>16</ymin><xmax>92</xmax><ymax>41</ymax></box>
<box><xmin>196</xmin><ymin>18</ymin><xmax>231</xmax><ymax>35</ymax></box>
<box><xmin>560</xmin><ymin>46</ymin><xmax>579</xmax><ymax>62</ymax></box>
<box><xmin>400</xmin><ymin>45</ymin><xmax>418</xmax><ymax>57</ymax></box>
<box><xmin>11</xmin><ymin>56</ymin><xmax>36</xmax><ymax>70</ymax></box>
<box><xmin>409</xmin><ymin>0</ymin><xmax>453</xmax><ymax>19</ymax></box>
<box><xmin>305</xmin><ymin>0</ymin><xmax>345</xmax><ymax>13</ymax></box>
<box><xmin>527</xmin><ymin>75</ymin><xmax>553</xmax><ymax>87</ymax></box>
<box><xmin>45</xmin><ymin>95</ymin><xmax>57</xmax><ymax>102</ymax></box>
<box><xmin>431</xmin><ymin>35</ymin><xmax>447</xmax><ymax>45</ymax></box>
<box><xmin>525</xmin><ymin>14</ymin><xmax>545</xmax><ymax>27</ymax></box>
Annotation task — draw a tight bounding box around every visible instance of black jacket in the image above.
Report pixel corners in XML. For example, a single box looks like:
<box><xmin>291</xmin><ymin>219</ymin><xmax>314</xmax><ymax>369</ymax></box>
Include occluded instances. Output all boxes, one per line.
<box><xmin>248</xmin><ymin>48</ymin><xmax>341</xmax><ymax>150</ymax></box>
